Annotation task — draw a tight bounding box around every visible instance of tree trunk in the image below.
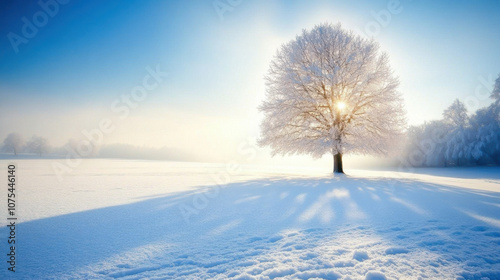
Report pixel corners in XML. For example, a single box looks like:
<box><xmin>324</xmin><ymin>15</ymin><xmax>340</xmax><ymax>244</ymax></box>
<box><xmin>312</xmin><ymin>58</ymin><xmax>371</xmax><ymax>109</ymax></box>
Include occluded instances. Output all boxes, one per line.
<box><xmin>333</xmin><ymin>153</ymin><xmax>344</xmax><ymax>173</ymax></box>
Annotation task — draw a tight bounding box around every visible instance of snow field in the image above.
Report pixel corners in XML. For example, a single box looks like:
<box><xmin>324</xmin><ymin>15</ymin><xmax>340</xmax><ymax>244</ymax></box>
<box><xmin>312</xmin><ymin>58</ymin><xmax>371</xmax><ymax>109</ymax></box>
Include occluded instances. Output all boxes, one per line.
<box><xmin>0</xmin><ymin>160</ymin><xmax>499</xmax><ymax>279</ymax></box>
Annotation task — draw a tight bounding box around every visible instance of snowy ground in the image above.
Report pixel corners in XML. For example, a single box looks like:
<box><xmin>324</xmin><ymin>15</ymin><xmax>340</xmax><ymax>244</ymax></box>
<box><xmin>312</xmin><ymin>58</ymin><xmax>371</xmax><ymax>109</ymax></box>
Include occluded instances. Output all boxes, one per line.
<box><xmin>1</xmin><ymin>159</ymin><xmax>499</xmax><ymax>279</ymax></box>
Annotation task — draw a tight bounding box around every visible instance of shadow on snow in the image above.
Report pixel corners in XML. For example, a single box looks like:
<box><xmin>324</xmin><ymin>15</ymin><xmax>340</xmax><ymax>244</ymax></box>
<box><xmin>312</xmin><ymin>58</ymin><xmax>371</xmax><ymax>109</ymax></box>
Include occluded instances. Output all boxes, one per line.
<box><xmin>2</xmin><ymin>174</ymin><xmax>500</xmax><ymax>279</ymax></box>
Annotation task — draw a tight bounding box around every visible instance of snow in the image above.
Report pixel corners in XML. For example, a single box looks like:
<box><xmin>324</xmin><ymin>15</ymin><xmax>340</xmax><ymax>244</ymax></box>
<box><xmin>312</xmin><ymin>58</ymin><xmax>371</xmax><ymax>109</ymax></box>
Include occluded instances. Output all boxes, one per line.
<box><xmin>1</xmin><ymin>159</ymin><xmax>500</xmax><ymax>279</ymax></box>
<box><xmin>403</xmin><ymin>98</ymin><xmax>500</xmax><ymax>168</ymax></box>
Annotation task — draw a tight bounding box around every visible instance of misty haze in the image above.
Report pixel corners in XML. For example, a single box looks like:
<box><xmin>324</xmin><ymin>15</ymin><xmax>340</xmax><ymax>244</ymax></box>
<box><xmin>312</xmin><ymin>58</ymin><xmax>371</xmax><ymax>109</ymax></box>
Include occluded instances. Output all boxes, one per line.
<box><xmin>1</xmin><ymin>1</ymin><xmax>500</xmax><ymax>279</ymax></box>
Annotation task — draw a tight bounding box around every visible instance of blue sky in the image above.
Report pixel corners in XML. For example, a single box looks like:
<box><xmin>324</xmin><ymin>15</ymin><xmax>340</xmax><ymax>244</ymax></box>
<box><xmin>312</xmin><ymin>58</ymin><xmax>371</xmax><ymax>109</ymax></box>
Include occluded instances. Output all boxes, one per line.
<box><xmin>1</xmin><ymin>0</ymin><xmax>499</xmax><ymax>166</ymax></box>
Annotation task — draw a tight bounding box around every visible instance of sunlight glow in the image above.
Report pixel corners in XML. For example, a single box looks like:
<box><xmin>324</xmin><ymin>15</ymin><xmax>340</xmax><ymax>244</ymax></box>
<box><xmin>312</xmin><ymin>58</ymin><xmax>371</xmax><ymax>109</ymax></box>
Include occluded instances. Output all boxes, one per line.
<box><xmin>336</xmin><ymin>101</ymin><xmax>346</xmax><ymax>111</ymax></box>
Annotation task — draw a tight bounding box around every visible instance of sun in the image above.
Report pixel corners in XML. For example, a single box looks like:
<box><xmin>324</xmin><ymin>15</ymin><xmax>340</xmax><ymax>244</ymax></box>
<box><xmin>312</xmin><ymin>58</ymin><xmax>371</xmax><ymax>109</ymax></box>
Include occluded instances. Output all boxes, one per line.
<box><xmin>336</xmin><ymin>101</ymin><xmax>346</xmax><ymax>111</ymax></box>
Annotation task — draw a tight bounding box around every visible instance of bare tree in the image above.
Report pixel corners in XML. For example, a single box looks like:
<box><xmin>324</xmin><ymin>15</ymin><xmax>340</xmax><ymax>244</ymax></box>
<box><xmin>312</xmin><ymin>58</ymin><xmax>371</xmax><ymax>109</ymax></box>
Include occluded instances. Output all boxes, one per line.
<box><xmin>259</xmin><ymin>23</ymin><xmax>406</xmax><ymax>173</ymax></box>
<box><xmin>26</xmin><ymin>136</ymin><xmax>50</xmax><ymax>156</ymax></box>
<box><xmin>3</xmin><ymin>133</ymin><xmax>24</xmax><ymax>155</ymax></box>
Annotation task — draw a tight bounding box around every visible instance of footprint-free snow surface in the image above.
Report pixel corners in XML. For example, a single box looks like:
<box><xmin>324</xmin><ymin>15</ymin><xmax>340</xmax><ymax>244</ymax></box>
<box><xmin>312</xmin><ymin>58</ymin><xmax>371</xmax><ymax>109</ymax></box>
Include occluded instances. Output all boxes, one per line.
<box><xmin>1</xmin><ymin>160</ymin><xmax>500</xmax><ymax>279</ymax></box>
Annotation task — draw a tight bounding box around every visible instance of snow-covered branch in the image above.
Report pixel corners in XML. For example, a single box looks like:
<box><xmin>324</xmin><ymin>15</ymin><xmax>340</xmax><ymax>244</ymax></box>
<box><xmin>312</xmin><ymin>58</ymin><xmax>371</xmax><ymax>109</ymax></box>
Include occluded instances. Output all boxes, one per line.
<box><xmin>259</xmin><ymin>23</ymin><xmax>406</xmax><ymax>162</ymax></box>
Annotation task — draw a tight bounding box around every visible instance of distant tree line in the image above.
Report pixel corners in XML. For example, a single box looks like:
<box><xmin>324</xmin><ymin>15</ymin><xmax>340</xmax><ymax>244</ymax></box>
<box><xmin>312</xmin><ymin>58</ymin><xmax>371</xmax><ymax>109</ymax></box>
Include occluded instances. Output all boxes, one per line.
<box><xmin>402</xmin><ymin>74</ymin><xmax>500</xmax><ymax>167</ymax></box>
<box><xmin>1</xmin><ymin>134</ymin><xmax>198</xmax><ymax>161</ymax></box>
<box><xmin>2</xmin><ymin>133</ymin><xmax>51</xmax><ymax>156</ymax></box>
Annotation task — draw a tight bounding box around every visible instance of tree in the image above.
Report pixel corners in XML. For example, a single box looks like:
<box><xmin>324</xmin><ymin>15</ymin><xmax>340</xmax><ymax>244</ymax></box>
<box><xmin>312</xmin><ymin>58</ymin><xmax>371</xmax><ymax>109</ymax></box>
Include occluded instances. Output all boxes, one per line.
<box><xmin>490</xmin><ymin>74</ymin><xmax>500</xmax><ymax>122</ymax></box>
<box><xmin>442</xmin><ymin>99</ymin><xmax>469</xmax><ymax>166</ymax></box>
<box><xmin>419</xmin><ymin>120</ymin><xmax>449</xmax><ymax>167</ymax></box>
<box><xmin>402</xmin><ymin>120</ymin><xmax>449</xmax><ymax>167</ymax></box>
<box><xmin>443</xmin><ymin>99</ymin><xmax>468</xmax><ymax>128</ymax></box>
<box><xmin>469</xmin><ymin>106</ymin><xmax>500</xmax><ymax>164</ymax></box>
<box><xmin>3</xmin><ymin>133</ymin><xmax>24</xmax><ymax>155</ymax></box>
<box><xmin>259</xmin><ymin>23</ymin><xmax>406</xmax><ymax>173</ymax></box>
<box><xmin>26</xmin><ymin>136</ymin><xmax>50</xmax><ymax>156</ymax></box>
<box><xmin>492</xmin><ymin>74</ymin><xmax>500</xmax><ymax>104</ymax></box>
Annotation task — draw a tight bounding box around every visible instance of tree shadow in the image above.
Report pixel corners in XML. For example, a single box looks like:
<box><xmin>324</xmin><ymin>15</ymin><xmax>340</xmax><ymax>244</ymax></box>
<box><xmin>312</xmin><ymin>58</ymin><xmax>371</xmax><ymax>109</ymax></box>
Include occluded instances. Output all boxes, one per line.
<box><xmin>2</xmin><ymin>174</ymin><xmax>500</xmax><ymax>279</ymax></box>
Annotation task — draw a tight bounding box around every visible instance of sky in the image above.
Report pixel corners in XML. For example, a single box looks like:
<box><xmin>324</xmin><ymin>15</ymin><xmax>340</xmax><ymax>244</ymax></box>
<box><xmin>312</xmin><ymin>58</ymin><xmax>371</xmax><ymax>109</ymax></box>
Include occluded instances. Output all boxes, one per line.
<box><xmin>1</xmin><ymin>0</ymin><xmax>499</xmax><ymax>169</ymax></box>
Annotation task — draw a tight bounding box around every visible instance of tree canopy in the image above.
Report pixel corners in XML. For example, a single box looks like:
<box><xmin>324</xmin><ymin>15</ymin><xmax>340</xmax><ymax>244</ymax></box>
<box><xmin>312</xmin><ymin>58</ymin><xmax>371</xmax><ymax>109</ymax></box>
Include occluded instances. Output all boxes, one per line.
<box><xmin>259</xmin><ymin>23</ymin><xmax>406</xmax><ymax>172</ymax></box>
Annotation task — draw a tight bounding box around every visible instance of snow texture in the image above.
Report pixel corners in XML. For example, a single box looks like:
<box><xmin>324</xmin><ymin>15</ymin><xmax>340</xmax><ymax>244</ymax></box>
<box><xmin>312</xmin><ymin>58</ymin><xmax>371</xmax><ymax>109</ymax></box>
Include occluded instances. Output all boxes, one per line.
<box><xmin>1</xmin><ymin>159</ymin><xmax>499</xmax><ymax>279</ymax></box>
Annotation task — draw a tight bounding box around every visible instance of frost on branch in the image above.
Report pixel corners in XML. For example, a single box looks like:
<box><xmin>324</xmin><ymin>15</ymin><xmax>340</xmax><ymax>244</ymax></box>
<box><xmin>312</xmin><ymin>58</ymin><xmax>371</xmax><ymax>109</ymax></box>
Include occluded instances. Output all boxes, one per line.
<box><xmin>402</xmin><ymin>95</ymin><xmax>500</xmax><ymax>167</ymax></box>
<box><xmin>492</xmin><ymin>74</ymin><xmax>500</xmax><ymax>102</ymax></box>
<box><xmin>259</xmin><ymin>23</ymin><xmax>406</xmax><ymax>163</ymax></box>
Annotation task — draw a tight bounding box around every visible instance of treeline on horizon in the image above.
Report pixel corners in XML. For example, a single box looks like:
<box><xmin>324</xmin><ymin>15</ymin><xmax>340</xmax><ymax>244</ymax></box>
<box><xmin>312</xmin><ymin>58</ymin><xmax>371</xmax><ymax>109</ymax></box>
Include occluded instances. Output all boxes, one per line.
<box><xmin>401</xmin><ymin>75</ymin><xmax>500</xmax><ymax>167</ymax></box>
<box><xmin>0</xmin><ymin>134</ymin><xmax>196</xmax><ymax>162</ymax></box>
